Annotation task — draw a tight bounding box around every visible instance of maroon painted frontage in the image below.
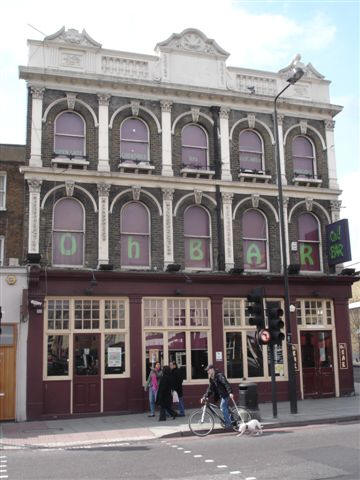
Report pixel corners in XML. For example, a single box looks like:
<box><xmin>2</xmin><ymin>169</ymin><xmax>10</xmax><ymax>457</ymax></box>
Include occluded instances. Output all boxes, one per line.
<box><xmin>26</xmin><ymin>268</ymin><xmax>356</xmax><ymax>420</ymax></box>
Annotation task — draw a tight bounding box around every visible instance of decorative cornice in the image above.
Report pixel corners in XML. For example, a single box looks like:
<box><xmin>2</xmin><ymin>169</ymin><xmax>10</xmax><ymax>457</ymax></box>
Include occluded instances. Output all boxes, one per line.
<box><xmin>162</xmin><ymin>188</ymin><xmax>175</xmax><ymax>201</ymax></box>
<box><xmin>160</xmin><ymin>100</ymin><xmax>173</xmax><ymax>113</ymax></box>
<box><xmin>330</xmin><ymin>200</ymin><xmax>342</xmax><ymax>210</ymax></box>
<box><xmin>30</xmin><ymin>86</ymin><xmax>45</xmax><ymax>100</ymax></box>
<box><xmin>44</xmin><ymin>26</ymin><xmax>102</xmax><ymax>48</ymax></box>
<box><xmin>97</xmin><ymin>182</ymin><xmax>111</xmax><ymax>196</ymax></box>
<box><xmin>66</xmin><ymin>92</ymin><xmax>77</xmax><ymax>110</ymax></box>
<box><xmin>132</xmin><ymin>185</ymin><xmax>141</xmax><ymax>201</ymax></box>
<box><xmin>65</xmin><ymin>180</ymin><xmax>75</xmax><ymax>197</ymax></box>
<box><xmin>27</xmin><ymin>179</ymin><xmax>42</xmax><ymax>193</ymax></box>
<box><xmin>97</xmin><ymin>93</ymin><xmax>111</xmax><ymax>106</ymax></box>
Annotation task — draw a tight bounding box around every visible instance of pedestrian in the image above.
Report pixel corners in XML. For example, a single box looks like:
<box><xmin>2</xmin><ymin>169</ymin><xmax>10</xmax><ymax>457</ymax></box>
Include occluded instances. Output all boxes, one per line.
<box><xmin>156</xmin><ymin>365</ymin><xmax>178</xmax><ymax>421</ymax></box>
<box><xmin>170</xmin><ymin>361</ymin><xmax>185</xmax><ymax>417</ymax></box>
<box><xmin>145</xmin><ymin>361</ymin><xmax>162</xmax><ymax>417</ymax></box>
<box><xmin>202</xmin><ymin>364</ymin><xmax>234</xmax><ymax>428</ymax></box>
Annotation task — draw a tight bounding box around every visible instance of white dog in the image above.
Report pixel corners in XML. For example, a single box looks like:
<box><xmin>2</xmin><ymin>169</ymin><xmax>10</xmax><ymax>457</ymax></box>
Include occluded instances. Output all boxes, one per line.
<box><xmin>237</xmin><ymin>419</ymin><xmax>263</xmax><ymax>437</ymax></box>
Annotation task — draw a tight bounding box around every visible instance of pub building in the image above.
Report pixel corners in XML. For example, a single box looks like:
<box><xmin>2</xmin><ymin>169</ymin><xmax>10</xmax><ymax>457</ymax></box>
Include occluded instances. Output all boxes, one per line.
<box><xmin>20</xmin><ymin>27</ymin><xmax>356</xmax><ymax>419</ymax></box>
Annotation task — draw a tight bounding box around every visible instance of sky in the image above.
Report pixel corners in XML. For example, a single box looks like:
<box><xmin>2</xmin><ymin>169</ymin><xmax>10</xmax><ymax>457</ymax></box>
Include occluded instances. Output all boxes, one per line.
<box><xmin>0</xmin><ymin>0</ymin><xmax>359</xmax><ymax>268</ymax></box>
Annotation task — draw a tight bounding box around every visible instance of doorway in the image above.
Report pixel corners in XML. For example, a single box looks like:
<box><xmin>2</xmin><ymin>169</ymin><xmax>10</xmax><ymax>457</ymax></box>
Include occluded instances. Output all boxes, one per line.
<box><xmin>73</xmin><ymin>333</ymin><xmax>100</xmax><ymax>413</ymax></box>
<box><xmin>0</xmin><ymin>324</ymin><xmax>16</xmax><ymax>420</ymax></box>
<box><xmin>300</xmin><ymin>330</ymin><xmax>335</xmax><ymax>398</ymax></box>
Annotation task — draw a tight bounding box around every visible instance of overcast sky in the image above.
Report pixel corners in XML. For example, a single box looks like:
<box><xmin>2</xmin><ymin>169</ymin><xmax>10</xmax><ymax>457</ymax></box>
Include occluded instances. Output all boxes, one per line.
<box><xmin>1</xmin><ymin>0</ymin><xmax>359</xmax><ymax>267</ymax></box>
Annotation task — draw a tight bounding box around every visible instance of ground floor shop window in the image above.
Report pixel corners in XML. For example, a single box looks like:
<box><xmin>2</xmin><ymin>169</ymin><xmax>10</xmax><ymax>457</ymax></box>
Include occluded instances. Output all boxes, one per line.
<box><xmin>44</xmin><ymin>297</ymin><xmax>130</xmax><ymax>380</ymax></box>
<box><xmin>296</xmin><ymin>299</ymin><xmax>334</xmax><ymax>326</ymax></box>
<box><xmin>223</xmin><ymin>298</ymin><xmax>287</xmax><ymax>380</ymax></box>
<box><xmin>143</xmin><ymin>297</ymin><xmax>211</xmax><ymax>383</ymax></box>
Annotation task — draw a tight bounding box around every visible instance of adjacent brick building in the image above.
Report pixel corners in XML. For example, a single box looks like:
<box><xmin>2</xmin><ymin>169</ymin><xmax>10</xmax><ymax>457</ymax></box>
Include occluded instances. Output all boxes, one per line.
<box><xmin>19</xmin><ymin>27</ymin><xmax>356</xmax><ymax>419</ymax></box>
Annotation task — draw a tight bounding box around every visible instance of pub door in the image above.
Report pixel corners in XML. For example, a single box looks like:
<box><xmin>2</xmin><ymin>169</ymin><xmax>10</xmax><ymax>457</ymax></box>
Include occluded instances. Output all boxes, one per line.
<box><xmin>73</xmin><ymin>334</ymin><xmax>100</xmax><ymax>413</ymax></box>
<box><xmin>301</xmin><ymin>330</ymin><xmax>335</xmax><ymax>398</ymax></box>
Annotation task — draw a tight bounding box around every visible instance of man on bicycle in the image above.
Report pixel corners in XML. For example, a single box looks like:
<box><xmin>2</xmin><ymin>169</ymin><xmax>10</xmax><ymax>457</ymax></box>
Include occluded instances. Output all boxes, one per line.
<box><xmin>202</xmin><ymin>364</ymin><xmax>234</xmax><ymax>429</ymax></box>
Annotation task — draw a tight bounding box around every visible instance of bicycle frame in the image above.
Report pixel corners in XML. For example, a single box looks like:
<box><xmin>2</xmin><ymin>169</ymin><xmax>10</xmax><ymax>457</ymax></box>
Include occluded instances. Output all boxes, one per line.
<box><xmin>201</xmin><ymin>401</ymin><xmax>226</xmax><ymax>425</ymax></box>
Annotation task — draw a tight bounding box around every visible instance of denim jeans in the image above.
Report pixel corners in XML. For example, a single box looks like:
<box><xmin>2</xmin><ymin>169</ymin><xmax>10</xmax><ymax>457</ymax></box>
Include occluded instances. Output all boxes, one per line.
<box><xmin>177</xmin><ymin>396</ymin><xmax>185</xmax><ymax>416</ymax></box>
<box><xmin>149</xmin><ymin>387</ymin><xmax>157</xmax><ymax>415</ymax></box>
<box><xmin>220</xmin><ymin>397</ymin><xmax>232</xmax><ymax>427</ymax></box>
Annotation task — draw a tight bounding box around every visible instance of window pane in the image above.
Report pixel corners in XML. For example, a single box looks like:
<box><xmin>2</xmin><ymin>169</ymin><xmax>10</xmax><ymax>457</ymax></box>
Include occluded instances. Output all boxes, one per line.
<box><xmin>104</xmin><ymin>300</ymin><xmax>125</xmax><ymax>329</ymax></box>
<box><xmin>55</xmin><ymin>135</ymin><xmax>84</xmax><ymax>156</ymax></box>
<box><xmin>0</xmin><ymin>325</ymin><xmax>14</xmax><ymax>345</ymax></box>
<box><xmin>167</xmin><ymin>300</ymin><xmax>186</xmax><ymax>327</ymax></box>
<box><xmin>184</xmin><ymin>207</ymin><xmax>209</xmax><ymax>237</ymax></box>
<box><xmin>246</xmin><ymin>331</ymin><xmax>264</xmax><ymax>377</ymax></box>
<box><xmin>74</xmin><ymin>300</ymin><xmax>100</xmax><ymax>329</ymax></box>
<box><xmin>182</xmin><ymin>125</ymin><xmax>207</xmax><ymax>147</ymax></box>
<box><xmin>299</xmin><ymin>242</ymin><xmax>320</xmax><ymax>271</ymax></box>
<box><xmin>243</xmin><ymin>240</ymin><xmax>267</xmax><ymax>270</ymax></box>
<box><xmin>143</xmin><ymin>299</ymin><xmax>163</xmax><ymax>327</ymax></box>
<box><xmin>294</xmin><ymin>156</ymin><xmax>314</xmax><ymax>176</ymax></box>
<box><xmin>54</xmin><ymin>198</ymin><xmax>84</xmax><ymax>230</ymax></box>
<box><xmin>121</xmin><ymin>203</ymin><xmax>149</xmax><ymax>234</ymax></box>
<box><xmin>47</xmin><ymin>335</ymin><xmax>69</xmax><ymax>376</ymax></box>
<box><xmin>145</xmin><ymin>332</ymin><xmax>164</xmax><ymax>378</ymax></box>
<box><xmin>191</xmin><ymin>332</ymin><xmax>208</xmax><ymax>379</ymax></box>
<box><xmin>120</xmin><ymin>141</ymin><xmax>148</xmax><ymax>162</ymax></box>
<box><xmin>105</xmin><ymin>333</ymin><xmax>126</xmax><ymax>374</ymax></box>
<box><xmin>74</xmin><ymin>335</ymin><xmax>99</xmax><ymax>375</ymax></box>
<box><xmin>298</xmin><ymin>214</ymin><xmax>319</xmax><ymax>241</ymax></box>
<box><xmin>301</xmin><ymin>332</ymin><xmax>316</xmax><ymax>368</ymax></box>
<box><xmin>240</xmin><ymin>152</ymin><xmax>262</xmax><ymax>170</ymax></box>
<box><xmin>121</xmin><ymin>234</ymin><xmax>150</xmax><ymax>266</ymax></box>
<box><xmin>242</xmin><ymin>210</ymin><xmax>266</xmax><ymax>239</ymax></box>
<box><xmin>293</xmin><ymin>136</ymin><xmax>313</xmax><ymax>157</ymax></box>
<box><xmin>185</xmin><ymin>238</ymin><xmax>211</xmax><ymax>268</ymax></box>
<box><xmin>121</xmin><ymin>119</ymin><xmax>148</xmax><ymax>141</ymax></box>
<box><xmin>182</xmin><ymin>147</ymin><xmax>207</xmax><ymax>168</ymax></box>
<box><xmin>168</xmin><ymin>332</ymin><xmax>186</xmax><ymax>380</ymax></box>
<box><xmin>226</xmin><ymin>332</ymin><xmax>243</xmax><ymax>378</ymax></box>
<box><xmin>190</xmin><ymin>299</ymin><xmax>209</xmax><ymax>326</ymax></box>
<box><xmin>56</xmin><ymin>112</ymin><xmax>84</xmax><ymax>136</ymax></box>
<box><xmin>53</xmin><ymin>232</ymin><xmax>84</xmax><ymax>266</ymax></box>
<box><xmin>239</xmin><ymin>130</ymin><xmax>262</xmax><ymax>153</ymax></box>
<box><xmin>223</xmin><ymin>299</ymin><xmax>242</xmax><ymax>326</ymax></box>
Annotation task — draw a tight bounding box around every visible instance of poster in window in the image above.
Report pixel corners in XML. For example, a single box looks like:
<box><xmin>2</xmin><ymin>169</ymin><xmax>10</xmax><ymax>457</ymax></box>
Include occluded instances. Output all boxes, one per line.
<box><xmin>149</xmin><ymin>349</ymin><xmax>159</xmax><ymax>364</ymax></box>
<box><xmin>108</xmin><ymin>347</ymin><xmax>122</xmax><ymax>367</ymax></box>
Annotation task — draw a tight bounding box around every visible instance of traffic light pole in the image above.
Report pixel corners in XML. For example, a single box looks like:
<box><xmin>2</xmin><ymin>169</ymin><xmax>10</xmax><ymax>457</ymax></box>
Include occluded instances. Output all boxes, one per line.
<box><xmin>274</xmin><ymin>85</ymin><xmax>298</xmax><ymax>415</ymax></box>
<box><xmin>269</xmin><ymin>343</ymin><xmax>277</xmax><ymax>418</ymax></box>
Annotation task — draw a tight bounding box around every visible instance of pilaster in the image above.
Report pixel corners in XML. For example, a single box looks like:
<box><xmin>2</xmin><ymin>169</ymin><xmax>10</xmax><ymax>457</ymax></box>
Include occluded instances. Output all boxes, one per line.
<box><xmin>97</xmin><ymin>183</ymin><xmax>110</xmax><ymax>265</ymax></box>
<box><xmin>278</xmin><ymin>115</ymin><xmax>287</xmax><ymax>185</ymax></box>
<box><xmin>29</xmin><ymin>86</ymin><xmax>45</xmax><ymax>167</ymax></box>
<box><xmin>162</xmin><ymin>188</ymin><xmax>175</xmax><ymax>268</ymax></box>
<box><xmin>97</xmin><ymin>94</ymin><xmax>111</xmax><ymax>172</ymax></box>
<box><xmin>27</xmin><ymin>179</ymin><xmax>42</xmax><ymax>254</ymax></box>
<box><xmin>222</xmin><ymin>192</ymin><xmax>234</xmax><ymax>270</ymax></box>
<box><xmin>161</xmin><ymin>101</ymin><xmax>173</xmax><ymax>176</ymax></box>
<box><xmin>219</xmin><ymin>107</ymin><xmax>232</xmax><ymax>181</ymax></box>
<box><xmin>325</xmin><ymin>120</ymin><xmax>339</xmax><ymax>189</ymax></box>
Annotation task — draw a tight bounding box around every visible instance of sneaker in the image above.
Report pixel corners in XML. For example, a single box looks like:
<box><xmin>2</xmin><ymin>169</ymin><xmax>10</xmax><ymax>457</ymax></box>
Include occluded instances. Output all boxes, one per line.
<box><xmin>148</xmin><ymin>414</ymin><xmax>155</xmax><ymax>417</ymax></box>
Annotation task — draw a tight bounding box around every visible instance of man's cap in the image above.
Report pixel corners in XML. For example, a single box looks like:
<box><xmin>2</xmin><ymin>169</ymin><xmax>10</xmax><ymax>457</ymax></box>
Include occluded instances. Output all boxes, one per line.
<box><xmin>205</xmin><ymin>364</ymin><xmax>214</xmax><ymax>371</ymax></box>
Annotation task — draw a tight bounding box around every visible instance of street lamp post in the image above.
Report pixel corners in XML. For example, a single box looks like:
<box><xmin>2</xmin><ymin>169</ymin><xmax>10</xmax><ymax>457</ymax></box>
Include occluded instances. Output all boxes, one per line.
<box><xmin>273</xmin><ymin>59</ymin><xmax>305</xmax><ymax>414</ymax></box>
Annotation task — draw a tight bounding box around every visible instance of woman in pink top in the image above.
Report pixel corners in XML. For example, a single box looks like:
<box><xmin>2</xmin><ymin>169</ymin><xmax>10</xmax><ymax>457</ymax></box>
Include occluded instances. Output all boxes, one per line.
<box><xmin>145</xmin><ymin>362</ymin><xmax>162</xmax><ymax>417</ymax></box>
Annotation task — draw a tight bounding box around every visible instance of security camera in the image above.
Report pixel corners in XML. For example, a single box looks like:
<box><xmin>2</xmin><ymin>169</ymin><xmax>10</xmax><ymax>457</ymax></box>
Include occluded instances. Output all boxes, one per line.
<box><xmin>30</xmin><ymin>300</ymin><xmax>42</xmax><ymax>307</ymax></box>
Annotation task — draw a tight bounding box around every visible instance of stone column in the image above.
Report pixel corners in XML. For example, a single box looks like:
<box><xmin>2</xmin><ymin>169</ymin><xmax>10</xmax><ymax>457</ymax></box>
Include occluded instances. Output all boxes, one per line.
<box><xmin>325</xmin><ymin>120</ymin><xmax>339</xmax><ymax>190</ymax></box>
<box><xmin>279</xmin><ymin>196</ymin><xmax>290</xmax><ymax>268</ymax></box>
<box><xmin>222</xmin><ymin>192</ymin><xmax>234</xmax><ymax>270</ymax></box>
<box><xmin>97</xmin><ymin>183</ymin><xmax>111</xmax><ymax>266</ymax></box>
<box><xmin>219</xmin><ymin>107</ymin><xmax>232</xmax><ymax>181</ymax></box>
<box><xmin>277</xmin><ymin>115</ymin><xmax>287</xmax><ymax>185</ymax></box>
<box><xmin>29</xmin><ymin>87</ymin><xmax>45</xmax><ymax>167</ymax></box>
<box><xmin>161</xmin><ymin>100</ymin><xmax>173</xmax><ymax>176</ymax></box>
<box><xmin>162</xmin><ymin>188</ymin><xmax>174</xmax><ymax>268</ymax></box>
<box><xmin>97</xmin><ymin>94</ymin><xmax>111</xmax><ymax>172</ymax></box>
<box><xmin>330</xmin><ymin>200</ymin><xmax>342</xmax><ymax>222</ymax></box>
<box><xmin>27</xmin><ymin>179</ymin><xmax>42</xmax><ymax>253</ymax></box>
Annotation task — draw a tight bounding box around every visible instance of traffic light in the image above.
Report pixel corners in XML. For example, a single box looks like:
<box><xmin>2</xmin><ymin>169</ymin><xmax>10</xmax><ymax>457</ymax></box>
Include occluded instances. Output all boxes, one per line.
<box><xmin>268</xmin><ymin>306</ymin><xmax>285</xmax><ymax>345</ymax></box>
<box><xmin>247</xmin><ymin>288</ymin><xmax>265</xmax><ymax>331</ymax></box>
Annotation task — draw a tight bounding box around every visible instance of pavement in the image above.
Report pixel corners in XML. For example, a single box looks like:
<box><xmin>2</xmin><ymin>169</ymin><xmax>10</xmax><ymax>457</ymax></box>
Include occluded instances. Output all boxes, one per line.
<box><xmin>1</xmin><ymin>383</ymin><xmax>359</xmax><ymax>449</ymax></box>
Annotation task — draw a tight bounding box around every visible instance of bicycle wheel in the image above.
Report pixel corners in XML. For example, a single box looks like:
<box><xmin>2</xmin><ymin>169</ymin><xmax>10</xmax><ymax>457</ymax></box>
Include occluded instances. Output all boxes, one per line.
<box><xmin>230</xmin><ymin>406</ymin><xmax>252</xmax><ymax>431</ymax></box>
<box><xmin>188</xmin><ymin>409</ymin><xmax>215</xmax><ymax>437</ymax></box>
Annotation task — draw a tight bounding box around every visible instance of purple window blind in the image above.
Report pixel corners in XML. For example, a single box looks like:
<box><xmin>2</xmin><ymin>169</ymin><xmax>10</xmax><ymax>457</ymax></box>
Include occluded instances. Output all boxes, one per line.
<box><xmin>298</xmin><ymin>213</ymin><xmax>320</xmax><ymax>271</ymax></box>
<box><xmin>184</xmin><ymin>206</ymin><xmax>211</xmax><ymax>268</ymax></box>
<box><xmin>120</xmin><ymin>118</ymin><xmax>149</xmax><ymax>162</ymax></box>
<box><xmin>182</xmin><ymin>125</ymin><xmax>207</xmax><ymax>168</ymax></box>
<box><xmin>239</xmin><ymin>130</ymin><xmax>262</xmax><ymax>170</ymax></box>
<box><xmin>292</xmin><ymin>136</ymin><xmax>314</xmax><ymax>176</ymax></box>
<box><xmin>54</xmin><ymin>112</ymin><xmax>85</xmax><ymax>156</ymax></box>
<box><xmin>242</xmin><ymin>210</ymin><xmax>267</xmax><ymax>270</ymax></box>
<box><xmin>53</xmin><ymin>198</ymin><xmax>84</xmax><ymax>266</ymax></box>
<box><xmin>120</xmin><ymin>202</ymin><xmax>150</xmax><ymax>267</ymax></box>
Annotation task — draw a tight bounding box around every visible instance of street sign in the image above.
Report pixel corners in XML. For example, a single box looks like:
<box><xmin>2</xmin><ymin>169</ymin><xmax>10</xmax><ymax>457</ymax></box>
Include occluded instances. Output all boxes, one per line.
<box><xmin>259</xmin><ymin>329</ymin><xmax>271</xmax><ymax>344</ymax></box>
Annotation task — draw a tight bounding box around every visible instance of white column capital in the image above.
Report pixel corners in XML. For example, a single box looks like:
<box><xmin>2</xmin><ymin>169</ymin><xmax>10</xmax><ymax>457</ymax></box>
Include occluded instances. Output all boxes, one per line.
<box><xmin>97</xmin><ymin>182</ymin><xmax>111</xmax><ymax>196</ymax></box>
<box><xmin>97</xmin><ymin>93</ymin><xmax>111</xmax><ymax>106</ymax></box>
<box><xmin>30</xmin><ymin>86</ymin><xmax>45</xmax><ymax>99</ymax></box>
<box><xmin>219</xmin><ymin>107</ymin><xmax>230</xmax><ymax>119</ymax></box>
<box><xmin>27</xmin><ymin>179</ymin><xmax>42</xmax><ymax>193</ymax></box>
<box><xmin>221</xmin><ymin>192</ymin><xmax>233</xmax><ymax>204</ymax></box>
<box><xmin>325</xmin><ymin>119</ymin><xmax>335</xmax><ymax>131</ymax></box>
<box><xmin>162</xmin><ymin>188</ymin><xmax>175</xmax><ymax>201</ymax></box>
<box><xmin>160</xmin><ymin>100</ymin><xmax>173</xmax><ymax>112</ymax></box>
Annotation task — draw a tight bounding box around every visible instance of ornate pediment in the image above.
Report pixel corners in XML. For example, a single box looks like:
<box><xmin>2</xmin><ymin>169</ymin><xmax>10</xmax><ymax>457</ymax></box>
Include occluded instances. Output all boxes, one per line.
<box><xmin>156</xmin><ymin>28</ymin><xmax>229</xmax><ymax>58</ymax></box>
<box><xmin>44</xmin><ymin>26</ymin><xmax>102</xmax><ymax>48</ymax></box>
<box><xmin>278</xmin><ymin>56</ymin><xmax>325</xmax><ymax>81</ymax></box>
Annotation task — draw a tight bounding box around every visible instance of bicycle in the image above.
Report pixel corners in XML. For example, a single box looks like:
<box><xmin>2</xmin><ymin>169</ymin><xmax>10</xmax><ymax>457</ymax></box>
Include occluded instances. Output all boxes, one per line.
<box><xmin>188</xmin><ymin>397</ymin><xmax>252</xmax><ymax>437</ymax></box>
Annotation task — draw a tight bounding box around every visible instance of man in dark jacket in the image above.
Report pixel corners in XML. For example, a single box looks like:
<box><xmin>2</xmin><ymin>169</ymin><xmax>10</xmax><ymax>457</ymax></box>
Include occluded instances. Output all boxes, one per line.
<box><xmin>203</xmin><ymin>364</ymin><xmax>234</xmax><ymax>428</ymax></box>
<box><xmin>170</xmin><ymin>361</ymin><xmax>185</xmax><ymax>416</ymax></box>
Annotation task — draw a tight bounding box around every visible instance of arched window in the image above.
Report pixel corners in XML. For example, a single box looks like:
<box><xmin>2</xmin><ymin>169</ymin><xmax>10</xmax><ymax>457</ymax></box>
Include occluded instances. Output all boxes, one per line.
<box><xmin>53</xmin><ymin>198</ymin><xmax>84</xmax><ymax>266</ymax></box>
<box><xmin>298</xmin><ymin>213</ymin><xmax>321</xmax><ymax>271</ymax></box>
<box><xmin>184</xmin><ymin>206</ymin><xmax>211</xmax><ymax>269</ymax></box>
<box><xmin>54</xmin><ymin>112</ymin><xmax>85</xmax><ymax>157</ymax></box>
<box><xmin>120</xmin><ymin>118</ymin><xmax>149</xmax><ymax>163</ymax></box>
<box><xmin>292</xmin><ymin>136</ymin><xmax>315</xmax><ymax>177</ymax></box>
<box><xmin>120</xmin><ymin>202</ymin><xmax>150</xmax><ymax>267</ymax></box>
<box><xmin>181</xmin><ymin>125</ymin><xmax>208</xmax><ymax>169</ymax></box>
<box><xmin>242</xmin><ymin>209</ymin><xmax>268</xmax><ymax>270</ymax></box>
<box><xmin>239</xmin><ymin>130</ymin><xmax>263</xmax><ymax>171</ymax></box>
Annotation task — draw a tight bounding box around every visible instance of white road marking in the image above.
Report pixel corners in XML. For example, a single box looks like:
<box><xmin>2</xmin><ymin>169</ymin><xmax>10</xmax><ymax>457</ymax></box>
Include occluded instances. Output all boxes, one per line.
<box><xmin>205</xmin><ymin>459</ymin><xmax>214</xmax><ymax>463</ymax></box>
<box><xmin>245</xmin><ymin>477</ymin><xmax>256</xmax><ymax>480</ymax></box>
<box><xmin>230</xmin><ymin>472</ymin><xmax>242</xmax><ymax>475</ymax></box>
<box><xmin>217</xmin><ymin>465</ymin><xmax>228</xmax><ymax>468</ymax></box>
<box><xmin>171</xmin><ymin>445</ymin><xmax>178</xmax><ymax>448</ymax></box>
<box><xmin>193</xmin><ymin>454</ymin><xmax>203</xmax><ymax>458</ymax></box>
<box><xmin>0</xmin><ymin>475</ymin><xmax>9</xmax><ymax>479</ymax></box>
<box><xmin>177</xmin><ymin>447</ymin><xmax>183</xmax><ymax>450</ymax></box>
<box><xmin>184</xmin><ymin>450</ymin><xmax>191</xmax><ymax>453</ymax></box>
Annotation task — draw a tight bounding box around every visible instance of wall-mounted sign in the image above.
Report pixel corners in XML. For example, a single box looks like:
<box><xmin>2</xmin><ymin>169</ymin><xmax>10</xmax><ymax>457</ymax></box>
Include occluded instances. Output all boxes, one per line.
<box><xmin>326</xmin><ymin>219</ymin><xmax>352</xmax><ymax>266</ymax></box>
<box><xmin>108</xmin><ymin>347</ymin><xmax>122</xmax><ymax>367</ymax></box>
<box><xmin>292</xmin><ymin>344</ymin><xmax>299</xmax><ymax>371</ymax></box>
<box><xmin>216</xmin><ymin>351</ymin><xmax>223</xmax><ymax>361</ymax></box>
<box><xmin>338</xmin><ymin>343</ymin><xmax>348</xmax><ymax>370</ymax></box>
<box><xmin>5</xmin><ymin>275</ymin><xmax>17</xmax><ymax>285</ymax></box>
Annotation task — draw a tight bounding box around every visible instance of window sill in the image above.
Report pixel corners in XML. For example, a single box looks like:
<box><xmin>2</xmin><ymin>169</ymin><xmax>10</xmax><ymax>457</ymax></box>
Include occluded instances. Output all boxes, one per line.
<box><xmin>51</xmin><ymin>157</ymin><xmax>89</xmax><ymax>170</ymax></box>
<box><xmin>118</xmin><ymin>161</ymin><xmax>154</xmax><ymax>174</ymax></box>
<box><xmin>181</xmin><ymin>167</ymin><xmax>215</xmax><ymax>179</ymax></box>
<box><xmin>238</xmin><ymin>172</ymin><xmax>272</xmax><ymax>183</ymax></box>
<box><xmin>292</xmin><ymin>176</ymin><xmax>322</xmax><ymax>187</ymax></box>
